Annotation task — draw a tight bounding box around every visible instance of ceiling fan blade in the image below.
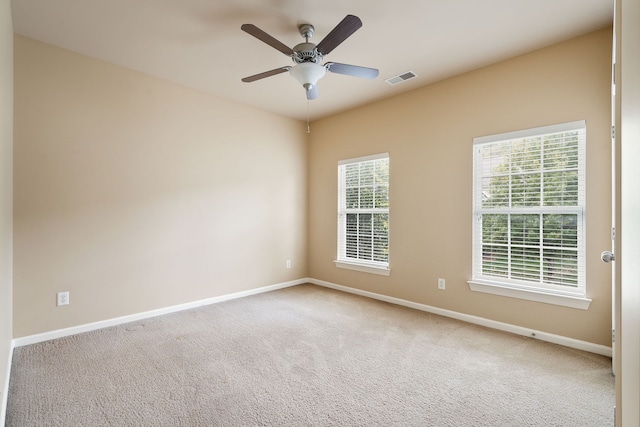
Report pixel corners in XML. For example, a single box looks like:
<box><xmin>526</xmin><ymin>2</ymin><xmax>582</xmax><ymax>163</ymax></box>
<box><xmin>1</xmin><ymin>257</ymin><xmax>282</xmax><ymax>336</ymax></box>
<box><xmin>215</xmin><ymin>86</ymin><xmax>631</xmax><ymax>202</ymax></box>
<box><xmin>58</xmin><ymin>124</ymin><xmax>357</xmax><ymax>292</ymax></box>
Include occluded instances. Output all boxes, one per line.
<box><xmin>241</xmin><ymin>24</ymin><xmax>294</xmax><ymax>55</ymax></box>
<box><xmin>241</xmin><ymin>67</ymin><xmax>291</xmax><ymax>83</ymax></box>
<box><xmin>306</xmin><ymin>85</ymin><xmax>319</xmax><ymax>100</ymax></box>
<box><xmin>325</xmin><ymin>62</ymin><xmax>379</xmax><ymax>79</ymax></box>
<box><xmin>316</xmin><ymin>15</ymin><xmax>362</xmax><ymax>55</ymax></box>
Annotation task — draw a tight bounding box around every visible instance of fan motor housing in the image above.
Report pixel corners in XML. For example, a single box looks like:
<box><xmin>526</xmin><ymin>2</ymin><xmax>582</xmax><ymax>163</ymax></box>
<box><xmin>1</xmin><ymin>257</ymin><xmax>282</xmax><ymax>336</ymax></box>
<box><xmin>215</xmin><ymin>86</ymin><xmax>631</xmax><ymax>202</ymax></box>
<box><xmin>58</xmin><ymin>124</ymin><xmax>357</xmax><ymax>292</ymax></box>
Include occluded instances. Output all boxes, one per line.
<box><xmin>292</xmin><ymin>43</ymin><xmax>322</xmax><ymax>64</ymax></box>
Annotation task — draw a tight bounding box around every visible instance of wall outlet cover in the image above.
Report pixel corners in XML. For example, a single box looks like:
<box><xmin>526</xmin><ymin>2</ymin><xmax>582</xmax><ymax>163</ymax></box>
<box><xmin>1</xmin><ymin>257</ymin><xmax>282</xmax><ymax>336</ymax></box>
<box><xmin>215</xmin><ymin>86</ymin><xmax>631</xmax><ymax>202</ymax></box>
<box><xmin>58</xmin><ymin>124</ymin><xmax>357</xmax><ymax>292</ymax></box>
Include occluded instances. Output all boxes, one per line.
<box><xmin>57</xmin><ymin>291</ymin><xmax>69</xmax><ymax>306</ymax></box>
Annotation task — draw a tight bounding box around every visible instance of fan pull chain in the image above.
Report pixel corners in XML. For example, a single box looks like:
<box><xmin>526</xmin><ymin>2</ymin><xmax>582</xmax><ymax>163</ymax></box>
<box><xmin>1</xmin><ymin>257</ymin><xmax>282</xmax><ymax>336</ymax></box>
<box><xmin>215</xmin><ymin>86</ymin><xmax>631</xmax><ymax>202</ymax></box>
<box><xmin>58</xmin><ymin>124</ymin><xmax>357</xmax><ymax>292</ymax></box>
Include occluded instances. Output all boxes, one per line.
<box><xmin>306</xmin><ymin>99</ymin><xmax>311</xmax><ymax>133</ymax></box>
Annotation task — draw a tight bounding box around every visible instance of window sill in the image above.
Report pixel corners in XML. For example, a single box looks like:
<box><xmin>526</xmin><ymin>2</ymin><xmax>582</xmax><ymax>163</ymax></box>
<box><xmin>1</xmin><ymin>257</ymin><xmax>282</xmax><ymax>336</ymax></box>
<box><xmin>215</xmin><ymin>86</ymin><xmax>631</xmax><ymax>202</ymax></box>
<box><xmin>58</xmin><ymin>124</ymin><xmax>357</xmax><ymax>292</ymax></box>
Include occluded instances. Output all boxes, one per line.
<box><xmin>467</xmin><ymin>280</ymin><xmax>591</xmax><ymax>310</ymax></box>
<box><xmin>334</xmin><ymin>260</ymin><xmax>391</xmax><ymax>276</ymax></box>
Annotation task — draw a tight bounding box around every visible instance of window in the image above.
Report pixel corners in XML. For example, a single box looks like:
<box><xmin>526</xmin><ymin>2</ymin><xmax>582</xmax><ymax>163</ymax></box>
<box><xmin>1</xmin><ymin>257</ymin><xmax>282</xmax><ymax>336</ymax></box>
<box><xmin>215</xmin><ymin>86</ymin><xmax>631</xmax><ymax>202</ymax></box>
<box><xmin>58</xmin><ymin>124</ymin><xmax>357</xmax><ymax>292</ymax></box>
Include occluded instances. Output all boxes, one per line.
<box><xmin>470</xmin><ymin>121</ymin><xmax>590</xmax><ymax>309</ymax></box>
<box><xmin>335</xmin><ymin>153</ymin><xmax>390</xmax><ymax>276</ymax></box>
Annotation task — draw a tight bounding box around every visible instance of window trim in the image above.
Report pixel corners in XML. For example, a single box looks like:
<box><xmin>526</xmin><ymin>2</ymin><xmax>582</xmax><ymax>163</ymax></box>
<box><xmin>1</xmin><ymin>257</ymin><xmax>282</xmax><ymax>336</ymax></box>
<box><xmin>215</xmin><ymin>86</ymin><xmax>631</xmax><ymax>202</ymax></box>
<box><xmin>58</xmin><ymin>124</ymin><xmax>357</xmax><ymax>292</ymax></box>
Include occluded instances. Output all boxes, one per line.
<box><xmin>335</xmin><ymin>152</ymin><xmax>390</xmax><ymax>275</ymax></box>
<box><xmin>470</xmin><ymin>121</ymin><xmax>588</xmax><ymax>308</ymax></box>
<box><xmin>467</xmin><ymin>280</ymin><xmax>591</xmax><ymax>310</ymax></box>
<box><xmin>334</xmin><ymin>260</ymin><xmax>391</xmax><ymax>276</ymax></box>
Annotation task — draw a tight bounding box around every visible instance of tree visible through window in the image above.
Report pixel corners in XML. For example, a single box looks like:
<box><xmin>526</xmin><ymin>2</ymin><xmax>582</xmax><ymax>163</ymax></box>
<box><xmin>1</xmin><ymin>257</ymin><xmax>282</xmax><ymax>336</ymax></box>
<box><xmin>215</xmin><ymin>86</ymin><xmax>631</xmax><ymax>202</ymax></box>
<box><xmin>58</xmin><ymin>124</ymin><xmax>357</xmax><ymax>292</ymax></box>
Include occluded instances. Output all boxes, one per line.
<box><xmin>337</xmin><ymin>153</ymin><xmax>389</xmax><ymax>270</ymax></box>
<box><xmin>472</xmin><ymin>122</ymin><xmax>585</xmax><ymax>296</ymax></box>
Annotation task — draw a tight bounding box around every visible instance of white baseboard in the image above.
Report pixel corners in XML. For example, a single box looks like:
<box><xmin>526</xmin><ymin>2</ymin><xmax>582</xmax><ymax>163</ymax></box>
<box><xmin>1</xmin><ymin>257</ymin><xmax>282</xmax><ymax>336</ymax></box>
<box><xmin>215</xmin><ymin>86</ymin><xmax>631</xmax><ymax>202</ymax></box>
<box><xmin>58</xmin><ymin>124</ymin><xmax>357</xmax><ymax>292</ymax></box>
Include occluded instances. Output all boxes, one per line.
<box><xmin>308</xmin><ymin>278</ymin><xmax>612</xmax><ymax>358</ymax></box>
<box><xmin>10</xmin><ymin>277</ymin><xmax>612</xmax><ymax>359</ymax></box>
<box><xmin>12</xmin><ymin>279</ymin><xmax>306</xmax><ymax>348</ymax></box>
<box><xmin>1</xmin><ymin>340</ymin><xmax>14</xmax><ymax>427</ymax></box>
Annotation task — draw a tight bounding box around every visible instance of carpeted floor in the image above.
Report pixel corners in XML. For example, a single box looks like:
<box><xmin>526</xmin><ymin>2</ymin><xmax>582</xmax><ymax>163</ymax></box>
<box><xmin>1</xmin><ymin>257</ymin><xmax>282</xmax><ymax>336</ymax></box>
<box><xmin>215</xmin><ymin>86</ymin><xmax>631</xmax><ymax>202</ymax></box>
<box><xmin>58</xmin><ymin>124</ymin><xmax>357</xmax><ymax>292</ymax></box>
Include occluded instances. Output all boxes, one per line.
<box><xmin>6</xmin><ymin>284</ymin><xmax>614</xmax><ymax>426</ymax></box>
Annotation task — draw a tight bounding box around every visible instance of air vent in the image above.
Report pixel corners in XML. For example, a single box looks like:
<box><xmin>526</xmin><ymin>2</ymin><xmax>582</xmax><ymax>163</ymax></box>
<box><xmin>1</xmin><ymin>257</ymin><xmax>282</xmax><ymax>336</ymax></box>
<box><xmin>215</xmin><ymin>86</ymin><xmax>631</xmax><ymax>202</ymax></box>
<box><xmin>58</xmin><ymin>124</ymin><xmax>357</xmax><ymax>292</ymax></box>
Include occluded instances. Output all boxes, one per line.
<box><xmin>385</xmin><ymin>71</ymin><xmax>417</xmax><ymax>85</ymax></box>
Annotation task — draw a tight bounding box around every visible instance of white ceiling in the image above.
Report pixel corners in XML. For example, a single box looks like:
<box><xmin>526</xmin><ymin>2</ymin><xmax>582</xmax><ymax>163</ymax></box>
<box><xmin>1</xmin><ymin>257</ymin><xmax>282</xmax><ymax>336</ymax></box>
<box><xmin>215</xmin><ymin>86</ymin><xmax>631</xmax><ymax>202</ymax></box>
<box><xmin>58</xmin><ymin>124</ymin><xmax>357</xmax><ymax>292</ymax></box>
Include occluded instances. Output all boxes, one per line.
<box><xmin>10</xmin><ymin>0</ymin><xmax>613</xmax><ymax>121</ymax></box>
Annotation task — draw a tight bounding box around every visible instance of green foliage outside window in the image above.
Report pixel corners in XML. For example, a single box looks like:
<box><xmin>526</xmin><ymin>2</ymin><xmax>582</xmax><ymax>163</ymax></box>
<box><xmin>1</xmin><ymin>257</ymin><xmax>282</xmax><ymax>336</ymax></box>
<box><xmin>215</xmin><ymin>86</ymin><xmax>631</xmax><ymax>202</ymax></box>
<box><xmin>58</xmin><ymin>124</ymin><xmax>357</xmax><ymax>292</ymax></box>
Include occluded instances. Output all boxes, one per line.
<box><xmin>342</xmin><ymin>158</ymin><xmax>389</xmax><ymax>264</ymax></box>
<box><xmin>480</xmin><ymin>131</ymin><xmax>580</xmax><ymax>288</ymax></box>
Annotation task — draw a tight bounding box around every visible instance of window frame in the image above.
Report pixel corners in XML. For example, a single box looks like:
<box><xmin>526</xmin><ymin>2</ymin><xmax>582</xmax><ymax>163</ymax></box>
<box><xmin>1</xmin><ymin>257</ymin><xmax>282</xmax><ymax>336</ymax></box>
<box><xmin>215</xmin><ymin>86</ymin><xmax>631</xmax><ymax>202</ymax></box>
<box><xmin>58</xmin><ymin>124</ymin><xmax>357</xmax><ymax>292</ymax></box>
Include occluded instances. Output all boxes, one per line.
<box><xmin>335</xmin><ymin>153</ymin><xmax>390</xmax><ymax>276</ymax></box>
<box><xmin>469</xmin><ymin>121</ymin><xmax>591</xmax><ymax>309</ymax></box>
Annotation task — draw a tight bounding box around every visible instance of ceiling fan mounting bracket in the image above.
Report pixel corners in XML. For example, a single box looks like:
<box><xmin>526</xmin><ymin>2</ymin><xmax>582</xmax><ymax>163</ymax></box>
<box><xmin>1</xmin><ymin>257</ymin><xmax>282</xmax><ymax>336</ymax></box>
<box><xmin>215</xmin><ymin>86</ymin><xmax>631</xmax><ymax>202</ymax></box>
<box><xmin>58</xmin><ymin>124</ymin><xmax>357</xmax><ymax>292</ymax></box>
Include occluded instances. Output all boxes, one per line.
<box><xmin>293</xmin><ymin>24</ymin><xmax>321</xmax><ymax>64</ymax></box>
<box><xmin>298</xmin><ymin>24</ymin><xmax>315</xmax><ymax>41</ymax></box>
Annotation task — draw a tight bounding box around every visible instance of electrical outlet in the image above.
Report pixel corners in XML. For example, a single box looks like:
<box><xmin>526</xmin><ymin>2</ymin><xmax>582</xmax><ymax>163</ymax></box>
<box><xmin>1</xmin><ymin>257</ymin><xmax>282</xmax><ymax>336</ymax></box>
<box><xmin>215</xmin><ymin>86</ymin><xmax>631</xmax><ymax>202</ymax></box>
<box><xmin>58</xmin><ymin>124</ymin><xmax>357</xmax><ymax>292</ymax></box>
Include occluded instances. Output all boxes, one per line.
<box><xmin>286</xmin><ymin>260</ymin><xmax>292</xmax><ymax>269</ymax></box>
<box><xmin>437</xmin><ymin>278</ymin><xmax>446</xmax><ymax>290</ymax></box>
<box><xmin>57</xmin><ymin>291</ymin><xmax>69</xmax><ymax>306</ymax></box>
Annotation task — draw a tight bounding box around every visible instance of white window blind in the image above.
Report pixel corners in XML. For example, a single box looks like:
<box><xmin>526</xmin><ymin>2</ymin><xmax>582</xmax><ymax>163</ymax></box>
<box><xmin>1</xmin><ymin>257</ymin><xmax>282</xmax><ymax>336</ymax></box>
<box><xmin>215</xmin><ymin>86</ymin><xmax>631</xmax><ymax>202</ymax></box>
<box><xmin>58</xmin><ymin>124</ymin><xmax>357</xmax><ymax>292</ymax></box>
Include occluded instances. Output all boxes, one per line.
<box><xmin>337</xmin><ymin>153</ymin><xmax>389</xmax><ymax>270</ymax></box>
<box><xmin>472</xmin><ymin>121</ymin><xmax>586</xmax><ymax>297</ymax></box>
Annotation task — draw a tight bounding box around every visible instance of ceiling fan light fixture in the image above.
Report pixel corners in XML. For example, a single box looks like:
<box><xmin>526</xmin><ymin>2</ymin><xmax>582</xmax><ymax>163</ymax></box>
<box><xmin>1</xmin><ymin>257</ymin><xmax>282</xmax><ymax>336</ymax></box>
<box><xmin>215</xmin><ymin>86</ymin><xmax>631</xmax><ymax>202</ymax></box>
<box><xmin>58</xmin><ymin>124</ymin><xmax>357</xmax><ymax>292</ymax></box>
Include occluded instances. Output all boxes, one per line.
<box><xmin>290</xmin><ymin>62</ymin><xmax>326</xmax><ymax>90</ymax></box>
<box><xmin>241</xmin><ymin>15</ymin><xmax>378</xmax><ymax>100</ymax></box>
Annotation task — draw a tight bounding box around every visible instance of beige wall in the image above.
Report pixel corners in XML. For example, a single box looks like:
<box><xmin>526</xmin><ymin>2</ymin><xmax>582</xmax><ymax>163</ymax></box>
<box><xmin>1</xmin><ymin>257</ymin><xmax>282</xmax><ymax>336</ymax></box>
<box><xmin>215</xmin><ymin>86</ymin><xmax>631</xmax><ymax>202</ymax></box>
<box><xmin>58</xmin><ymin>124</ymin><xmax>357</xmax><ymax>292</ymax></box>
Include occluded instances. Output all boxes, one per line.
<box><xmin>13</xmin><ymin>36</ymin><xmax>308</xmax><ymax>338</ymax></box>
<box><xmin>309</xmin><ymin>28</ymin><xmax>613</xmax><ymax>346</ymax></box>
<box><xmin>0</xmin><ymin>0</ymin><xmax>13</xmax><ymax>412</ymax></box>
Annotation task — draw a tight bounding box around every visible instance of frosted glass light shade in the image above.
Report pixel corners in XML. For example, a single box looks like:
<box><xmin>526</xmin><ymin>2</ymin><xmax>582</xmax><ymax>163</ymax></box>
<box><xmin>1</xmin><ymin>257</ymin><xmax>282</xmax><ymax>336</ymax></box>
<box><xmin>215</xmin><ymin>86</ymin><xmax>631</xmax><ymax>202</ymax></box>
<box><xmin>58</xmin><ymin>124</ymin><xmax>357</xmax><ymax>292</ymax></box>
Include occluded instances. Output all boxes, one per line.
<box><xmin>290</xmin><ymin>62</ymin><xmax>326</xmax><ymax>89</ymax></box>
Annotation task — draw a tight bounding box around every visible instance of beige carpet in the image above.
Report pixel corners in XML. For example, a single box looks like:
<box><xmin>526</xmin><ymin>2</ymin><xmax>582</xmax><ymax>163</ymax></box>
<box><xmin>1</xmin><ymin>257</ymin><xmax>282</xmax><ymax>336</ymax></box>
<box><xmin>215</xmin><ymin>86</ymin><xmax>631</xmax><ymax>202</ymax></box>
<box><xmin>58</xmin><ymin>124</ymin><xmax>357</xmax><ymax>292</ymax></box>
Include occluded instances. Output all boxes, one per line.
<box><xmin>7</xmin><ymin>284</ymin><xmax>614</xmax><ymax>426</ymax></box>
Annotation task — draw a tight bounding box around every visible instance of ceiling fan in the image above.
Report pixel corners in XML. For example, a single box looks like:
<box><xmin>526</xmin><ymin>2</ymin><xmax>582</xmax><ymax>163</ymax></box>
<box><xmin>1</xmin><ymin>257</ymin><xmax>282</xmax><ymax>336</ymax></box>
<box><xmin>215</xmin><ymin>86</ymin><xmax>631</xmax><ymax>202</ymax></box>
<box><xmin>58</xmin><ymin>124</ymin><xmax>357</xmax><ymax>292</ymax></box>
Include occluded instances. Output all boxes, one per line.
<box><xmin>241</xmin><ymin>15</ymin><xmax>379</xmax><ymax>100</ymax></box>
